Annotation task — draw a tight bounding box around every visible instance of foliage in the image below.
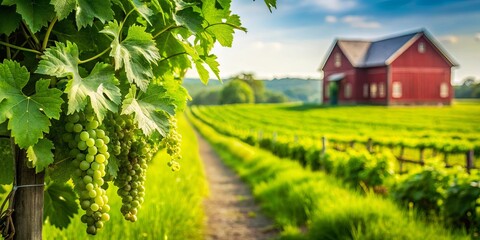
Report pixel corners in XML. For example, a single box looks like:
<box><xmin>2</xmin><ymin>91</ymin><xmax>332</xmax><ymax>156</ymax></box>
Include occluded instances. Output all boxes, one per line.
<box><xmin>454</xmin><ymin>77</ymin><xmax>480</xmax><ymax>98</ymax></box>
<box><xmin>0</xmin><ymin>0</ymin><xmax>277</xmax><ymax>234</ymax></box>
<box><xmin>190</xmin><ymin>89</ymin><xmax>221</xmax><ymax>105</ymax></box>
<box><xmin>219</xmin><ymin>79</ymin><xmax>255</xmax><ymax>104</ymax></box>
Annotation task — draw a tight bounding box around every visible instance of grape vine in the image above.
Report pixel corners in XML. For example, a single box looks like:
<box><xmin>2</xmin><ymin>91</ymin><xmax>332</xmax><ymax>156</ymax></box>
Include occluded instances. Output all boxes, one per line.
<box><xmin>0</xmin><ymin>0</ymin><xmax>276</xmax><ymax>237</ymax></box>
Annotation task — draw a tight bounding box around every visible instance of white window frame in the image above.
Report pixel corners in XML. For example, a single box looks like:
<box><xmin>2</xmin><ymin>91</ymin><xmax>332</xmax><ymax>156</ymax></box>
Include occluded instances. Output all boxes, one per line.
<box><xmin>344</xmin><ymin>82</ymin><xmax>352</xmax><ymax>99</ymax></box>
<box><xmin>370</xmin><ymin>83</ymin><xmax>377</xmax><ymax>98</ymax></box>
<box><xmin>334</xmin><ymin>53</ymin><xmax>341</xmax><ymax>67</ymax></box>
<box><xmin>392</xmin><ymin>82</ymin><xmax>402</xmax><ymax>98</ymax></box>
<box><xmin>418</xmin><ymin>42</ymin><xmax>425</xmax><ymax>53</ymax></box>
<box><xmin>440</xmin><ymin>82</ymin><xmax>449</xmax><ymax>98</ymax></box>
<box><xmin>379</xmin><ymin>83</ymin><xmax>385</xmax><ymax>98</ymax></box>
<box><xmin>363</xmin><ymin>83</ymin><xmax>369</xmax><ymax>98</ymax></box>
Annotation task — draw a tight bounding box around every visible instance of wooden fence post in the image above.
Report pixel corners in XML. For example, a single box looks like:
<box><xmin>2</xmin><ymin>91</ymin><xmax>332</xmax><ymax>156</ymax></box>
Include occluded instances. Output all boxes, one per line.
<box><xmin>419</xmin><ymin>148</ymin><xmax>425</xmax><ymax>166</ymax></box>
<box><xmin>366</xmin><ymin>138</ymin><xmax>373</xmax><ymax>153</ymax></box>
<box><xmin>466</xmin><ymin>149</ymin><xmax>475</xmax><ymax>173</ymax></box>
<box><xmin>12</xmin><ymin>143</ymin><xmax>44</xmax><ymax>240</ymax></box>
<box><xmin>321</xmin><ymin>136</ymin><xmax>326</xmax><ymax>155</ymax></box>
<box><xmin>444</xmin><ymin>152</ymin><xmax>449</xmax><ymax>168</ymax></box>
<box><xmin>399</xmin><ymin>146</ymin><xmax>404</xmax><ymax>174</ymax></box>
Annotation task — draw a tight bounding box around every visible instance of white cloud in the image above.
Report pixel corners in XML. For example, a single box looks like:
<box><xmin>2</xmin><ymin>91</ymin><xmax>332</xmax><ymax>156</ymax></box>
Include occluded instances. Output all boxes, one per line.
<box><xmin>438</xmin><ymin>35</ymin><xmax>459</xmax><ymax>44</ymax></box>
<box><xmin>342</xmin><ymin>16</ymin><xmax>381</xmax><ymax>29</ymax></box>
<box><xmin>302</xmin><ymin>0</ymin><xmax>356</xmax><ymax>12</ymax></box>
<box><xmin>475</xmin><ymin>33</ymin><xmax>480</xmax><ymax>41</ymax></box>
<box><xmin>325</xmin><ymin>15</ymin><xmax>337</xmax><ymax>23</ymax></box>
<box><xmin>252</xmin><ymin>41</ymin><xmax>283</xmax><ymax>51</ymax></box>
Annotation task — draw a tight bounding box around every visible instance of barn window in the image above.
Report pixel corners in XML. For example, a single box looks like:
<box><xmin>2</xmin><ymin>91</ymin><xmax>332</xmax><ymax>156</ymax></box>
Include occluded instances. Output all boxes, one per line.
<box><xmin>379</xmin><ymin>83</ymin><xmax>385</xmax><ymax>98</ymax></box>
<box><xmin>344</xmin><ymin>83</ymin><xmax>352</xmax><ymax>98</ymax></box>
<box><xmin>392</xmin><ymin>82</ymin><xmax>402</xmax><ymax>98</ymax></box>
<box><xmin>370</xmin><ymin>83</ymin><xmax>377</xmax><ymax>98</ymax></box>
<box><xmin>325</xmin><ymin>85</ymin><xmax>330</xmax><ymax>98</ymax></box>
<box><xmin>334</xmin><ymin>53</ymin><xmax>341</xmax><ymax>67</ymax></box>
<box><xmin>418</xmin><ymin>42</ymin><xmax>425</xmax><ymax>53</ymax></box>
<box><xmin>440</xmin><ymin>82</ymin><xmax>449</xmax><ymax>98</ymax></box>
<box><xmin>363</xmin><ymin>84</ymin><xmax>369</xmax><ymax>98</ymax></box>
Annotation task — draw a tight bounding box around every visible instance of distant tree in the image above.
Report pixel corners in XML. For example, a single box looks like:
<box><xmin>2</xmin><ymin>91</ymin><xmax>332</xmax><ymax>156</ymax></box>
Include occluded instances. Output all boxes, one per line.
<box><xmin>220</xmin><ymin>80</ymin><xmax>255</xmax><ymax>104</ymax></box>
<box><xmin>230</xmin><ymin>72</ymin><xmax>265</xmax><ymax>103</ymax></box>
<box><xmin>264</xmin><ymin>90</ymin><xmax>289</xmax><ymax>103</ymax></box>
<box><xmin>454</xmin><ymin>77</ymin><xmax>480</xmax><ymax>98</ymax></box>
<box><xmin>191</xmin><ymin>89</ymin><xmax>221</xmax><ymax>105</ymax></box>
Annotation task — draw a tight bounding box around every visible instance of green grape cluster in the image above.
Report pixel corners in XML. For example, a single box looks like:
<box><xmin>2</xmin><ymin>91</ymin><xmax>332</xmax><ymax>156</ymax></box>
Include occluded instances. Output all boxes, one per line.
<box><xmin>164</xmin><ymin>117</ymin><xmax>181</xmax><ymax>172</ymax></box>
<box><xmin>61</xmin><ymin>111</ymin><xmax>111</xmax><ymax>235</ymax></box>
<box><xmin>105</xmin><ymin>113</ymin><xmax>157</xmax><ymax>222</ymax></box>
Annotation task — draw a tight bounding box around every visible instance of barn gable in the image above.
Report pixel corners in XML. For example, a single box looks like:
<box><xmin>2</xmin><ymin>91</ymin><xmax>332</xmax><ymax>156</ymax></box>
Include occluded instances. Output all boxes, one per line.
<box><xmin>323</xmin><ymin>30</ymin><xmax>457</xmax><ymax>69</ymax></box>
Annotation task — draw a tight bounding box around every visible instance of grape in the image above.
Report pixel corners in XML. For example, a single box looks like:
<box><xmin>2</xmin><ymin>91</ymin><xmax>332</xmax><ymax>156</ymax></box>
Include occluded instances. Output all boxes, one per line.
<box><xmin>60</xmin><ymin>110</ymin><xmax>111</xmax><ymax>235</ymax></box>
<box><xmin>104</xmin><ymin>113</ymin><xmax>161</xmax><ymax>222</ymax></box>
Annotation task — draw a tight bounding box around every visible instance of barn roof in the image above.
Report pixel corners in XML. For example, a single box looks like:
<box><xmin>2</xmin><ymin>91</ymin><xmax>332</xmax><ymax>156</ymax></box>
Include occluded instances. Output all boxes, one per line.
<box><xmin>328</xmin><ymin>29</ymin><xmax>457</xmax><ymax>68</ymax></box>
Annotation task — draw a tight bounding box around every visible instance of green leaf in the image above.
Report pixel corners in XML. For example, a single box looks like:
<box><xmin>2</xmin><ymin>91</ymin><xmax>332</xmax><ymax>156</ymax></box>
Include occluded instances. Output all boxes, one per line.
<box><xmin>36</xmin><ymin>41</ymin><xmax>121</xmax><ymax>122</ymax></box>
<box><xmin>27</xmin><ymin>139</ymin><xmax>54</xmax><ymax>173</ymax></box>
<box><xmin>0</xmin><ymin>6</ymin><xmax>21</xmax><ymax>35</ymax></box>
<box><xmin>0</xmin><ymin>139</ymin><xmax>13</xmax><ymax>185</ymax></box>
<box><xmin>75</xmin><ymin>0</ymin><xmax>114</xmax><ymax>29</ymax></box>
<box><xmin>107</xmin><ymin>155</ymin><xmax>119</xmax><ymax>178</ymax></box>
<box><xmin>0</xmin><ymin>60</ymin><xmax>63</xmax><ymax>148</ymax></box>
<box><xmin>130</xmin><ymin>0</ymin><xmax>153</xmax><ymax>25</ymax></box>
<box><xmin>7</xmin><ymin>0</ymin><xmax>55</xmax><ymax>33</ymax></box>
<box><xmin>263</xmin><ymin>0</ymin><xmax>277</xmax><ymax>12</ymax></box>
<box><xmin>122</xmin><ymin>85</ymin><xmax>175</xmax><ymax>136</ymax></box>
<box><xmin>204</xmin><ymin>54</ymin><xmax>221</xmax><ymax>81</ymax></box>
<box><xmin>195</xmin><ymin>61</ymin><xmax>209</xmax><ymax>84</ymax></box>
<box><xmin>50</xmin><ymin>0</ymin><xmax>76</xmax><ymax>20</ymax></box>
<box><xmin>44</xmin><ymin>182</ymin><xmax>79</xmax><ymax>229</ymax></box>
<box><xmin>174</xmin><ymin>7</ymin><xmax>203</xmax><ymax>34</ymax></box>
<box><xmin>101</xmin><ymin>22</ymin><xmax>160</xmax><ymax>92</ymax></box>
<box><xmin>161</xmin><ymin>77</ymin><xmax>190</xmax><ymax>112</ymax></box>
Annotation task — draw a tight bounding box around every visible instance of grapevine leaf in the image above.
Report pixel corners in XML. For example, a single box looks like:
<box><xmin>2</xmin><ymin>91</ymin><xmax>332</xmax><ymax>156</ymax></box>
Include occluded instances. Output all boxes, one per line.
<box><xmin>203</xmin><ymin>0</ymin><xmax>245</xmax><ymax>47</ymax></box>
<box><xmin>161</xmin><ymin>77</ymin><xmax>190</xmax><ymax>112</ymax></box>
<box><xmin>50</xmin><ymin>0</ymin><xmax>76</xmax><ymax>20</ymax></box>
<box><xmin>0</xmin><ymin>6</ymin><xmax>21</xmax><ymax>35</ymax></box>
<box><xmin>204</xmin><ymin>54</ymin><xmax>221</xmax><ymax>81</ymax></box>
<box><xmin>107</xmin><ymin>156</ymin><xmax>119</xmax><ymax>178</ymax></box>
<box><xmin>27</xmin><ymin>139</ymin><xmax>54</xmax><ymax>173</ymax></box>
<box><xmin>7</xmin><ymin>0</ymin><xmax>56</xmax><ymax>33</ymax></box>
<box><xmin>75</xmin><ymin>0</ymin><xmax>114</xmax><ymax>29</ymax></box>
<box><xmin>36</xmin><ymin>41</ymin><xmax>121</xmax><ymax>122</ymax></box>
<box><xmin>0</xmin><ymin>139</ymin><xmax>13</xmax><ymax>185</ymax></box>
<box><xmin>263</xmin><ymin>0</ymin><xmax>277</xmax><ymax>12</ymax></box>
<box><xmin>130</xmin><ymin>0</ymin><xmax>153</xmax><ymax>25</ymax></box>
<box><xmin>195</xmin><ymin>61</ymin><xmax>210</xmax><ymax>84</ymax></box>
<box><xmin>122</xmin><ymin>85</ymin><xmax>175</xmax><ymax>136</ymax></box>
<box><xmin>174</xmin><ymin>7</ymin><xmax>203</xmax><ymax>34</ymax></box>
<box><xmin>0</xmin><ymin>60</ymin><xmax>63</xmax><ymax>148</ymax></box>
<box><xmin>101</xmin><ymin>22</ymin><xmax>160</xmax><ymax>92</ymax></box>
<box><xmin>44</xmin><ymin>182</ymin><xmax>79</xmax><ymax>229</ymax></box>
<box><xmin>0</xmin><ymin>185</ymin><xmax>5</xmax><ymax>194</ymax></box>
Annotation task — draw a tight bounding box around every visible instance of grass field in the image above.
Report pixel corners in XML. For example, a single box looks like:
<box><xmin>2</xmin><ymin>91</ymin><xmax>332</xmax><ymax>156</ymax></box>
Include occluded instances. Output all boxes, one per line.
<box><xmin>191</xmin><ymin>100</ymin><xmax>480</xmax><ymax>168</ymax></box>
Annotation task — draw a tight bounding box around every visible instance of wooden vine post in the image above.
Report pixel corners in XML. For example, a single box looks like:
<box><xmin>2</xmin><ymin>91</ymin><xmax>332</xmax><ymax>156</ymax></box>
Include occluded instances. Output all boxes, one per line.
<box><xmin>12</xmin><ymin>145</ymin><xmax>44</xmax><ymax>240</ymax></box>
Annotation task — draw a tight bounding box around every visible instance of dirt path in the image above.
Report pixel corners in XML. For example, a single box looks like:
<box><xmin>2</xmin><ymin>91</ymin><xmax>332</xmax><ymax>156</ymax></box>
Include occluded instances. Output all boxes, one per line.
<box><xmin>195</xmin><ymin>132</ymin><xmax>278</xmax><ymax>240</ymax></box>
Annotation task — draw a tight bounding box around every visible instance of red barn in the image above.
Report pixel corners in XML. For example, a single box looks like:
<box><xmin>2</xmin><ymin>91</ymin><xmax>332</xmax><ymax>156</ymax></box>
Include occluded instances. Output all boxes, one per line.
<box><xmin>319</xmin><ymin>30</ymin><xmax>457</xmax><ymax>105</ymax></box>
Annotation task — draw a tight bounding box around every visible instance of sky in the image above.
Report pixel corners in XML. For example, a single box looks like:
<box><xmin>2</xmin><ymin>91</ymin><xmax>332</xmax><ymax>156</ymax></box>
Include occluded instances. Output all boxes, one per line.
<box><xmin>186</xmin><ymin>0</ymin><xmax>480</xmax><ymax>84</ymax></box>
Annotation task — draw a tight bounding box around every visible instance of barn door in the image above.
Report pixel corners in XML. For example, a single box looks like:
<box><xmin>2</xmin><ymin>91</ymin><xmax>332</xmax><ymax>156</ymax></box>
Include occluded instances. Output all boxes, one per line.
<box><xmin>329</xmin><ymin>82</ymin><xmax>339</xmax><ymax>105</ymax></box>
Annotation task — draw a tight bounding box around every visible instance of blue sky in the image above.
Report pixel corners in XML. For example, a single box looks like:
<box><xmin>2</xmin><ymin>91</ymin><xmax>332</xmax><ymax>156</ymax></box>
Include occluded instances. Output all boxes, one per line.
<box><xmin>188</xmin><ymin>0</ymin><xmax>480</xmax><ymax>84</ymax></box>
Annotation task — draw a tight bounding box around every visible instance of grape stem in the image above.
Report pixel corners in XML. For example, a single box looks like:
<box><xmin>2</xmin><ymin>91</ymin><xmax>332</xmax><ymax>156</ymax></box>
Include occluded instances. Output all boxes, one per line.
<box><xmin>42</xmin><ymin>17</ymin><xmax>58</xmax><ymax>51</ymax></box>
<box><xmin>0</xmin><ymin>41</ymin><xmax>42</xmax><ymax>55</ymax></box>
<box><xmin>152</xmin><ymin>24</ymin><xmax>184</xmax><ymax>39</ymax></box>
<box><xmin>78</xmin><ymin>48</ymin><xmax>111</xmax><ymax>64</ymax></box>
<box><xmin>159</xmin><ymin>51</ymin><xmax>187</xmax><ymax>63</ymax></box>
<box><xmin>4</xmin><ymin>36</ymin><xmax>11</xmax><ymax>59</ymax></box>
<box><xmin>21</xmin><ymin>21</ymin><xmax>40</xmax><ymax>48</ymax></box>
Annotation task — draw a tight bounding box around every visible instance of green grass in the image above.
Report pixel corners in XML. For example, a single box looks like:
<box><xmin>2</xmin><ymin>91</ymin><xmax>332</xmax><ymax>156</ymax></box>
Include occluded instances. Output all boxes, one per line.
<box><xmin>188</xmin><ymin>110</ymin><xmax>469</xmax><ymax>240</ymax></box>
<box><xmin>42</xmin><ymin>115</ymin><xmax>208</xmax><ymax>239</ymax></box>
